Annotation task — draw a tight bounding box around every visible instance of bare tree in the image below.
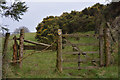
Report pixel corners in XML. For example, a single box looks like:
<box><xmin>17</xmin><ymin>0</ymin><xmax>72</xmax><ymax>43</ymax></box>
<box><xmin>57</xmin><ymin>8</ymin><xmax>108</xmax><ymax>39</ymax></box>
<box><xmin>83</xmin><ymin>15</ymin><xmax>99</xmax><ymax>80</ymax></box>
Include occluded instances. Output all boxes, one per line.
<box><xmin>13</xmin><ymin>28</ymin><xmax>20</xmax><ymax>34</ymax></box>
<box><xmin>13</xmin><ymin>26</ymin><xmax>30</xmax><ymax>34</ymax></box>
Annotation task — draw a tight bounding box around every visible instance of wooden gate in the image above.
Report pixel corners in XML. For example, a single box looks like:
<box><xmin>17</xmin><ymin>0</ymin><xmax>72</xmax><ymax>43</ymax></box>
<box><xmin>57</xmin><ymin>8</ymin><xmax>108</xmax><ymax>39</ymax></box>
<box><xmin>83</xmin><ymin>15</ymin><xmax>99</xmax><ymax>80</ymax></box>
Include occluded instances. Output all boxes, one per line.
<box><xmin>56</xmin><ymin>28</ymin><xmax>112</xmax><ymax>72</ymax></box>
<box><xmin>11</xmin><ymin>29</ymin><xmax>53</xmax><ymax>67</ymax></box>
<box><xmin>62</xmin><ymin>33</ymin><xmax>100</xmax><ymax>70</ymax></box>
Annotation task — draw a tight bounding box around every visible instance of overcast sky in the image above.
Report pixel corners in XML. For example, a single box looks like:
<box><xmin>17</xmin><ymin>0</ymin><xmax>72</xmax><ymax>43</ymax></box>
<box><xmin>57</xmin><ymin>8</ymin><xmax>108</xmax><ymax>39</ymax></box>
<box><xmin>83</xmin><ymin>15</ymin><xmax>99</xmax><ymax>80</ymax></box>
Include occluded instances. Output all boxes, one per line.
<box><xmin>10</xmin><ymin>0</ymin><xmax>111</xmax><ymax>2</ymax></box>
<box><xmin>1</xmin><ymin>1</ymin><xmax>110</xmax><ymax>32</ymax></box>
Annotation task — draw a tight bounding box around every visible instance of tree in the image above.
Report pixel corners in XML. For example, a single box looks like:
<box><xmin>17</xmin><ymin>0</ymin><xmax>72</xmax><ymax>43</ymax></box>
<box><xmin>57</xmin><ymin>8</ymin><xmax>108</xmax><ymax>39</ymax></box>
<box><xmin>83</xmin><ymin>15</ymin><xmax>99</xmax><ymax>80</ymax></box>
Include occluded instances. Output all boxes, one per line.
<box><xmin>0</xmin><ymin>0</ymin><xmax>28</xmax><ymax>35</ymax></box>
<box><xmin>13</xmin><ymin>28</ymin><xmax>19</xmax><ymax>34</ymax></box>
<box><xmin>13</xmin><ymin>26</ymin><xmax>30</xmax><ymax>34</ymax></box>
<box><xmin>0</xmin><ymin>26</ymin><xmax>9</xmax><ymax>36</ymax></box>
<box><xmin>0</xmin><ymin>0</ymin><xmax>28</xmax><ymax>21</ymax></box>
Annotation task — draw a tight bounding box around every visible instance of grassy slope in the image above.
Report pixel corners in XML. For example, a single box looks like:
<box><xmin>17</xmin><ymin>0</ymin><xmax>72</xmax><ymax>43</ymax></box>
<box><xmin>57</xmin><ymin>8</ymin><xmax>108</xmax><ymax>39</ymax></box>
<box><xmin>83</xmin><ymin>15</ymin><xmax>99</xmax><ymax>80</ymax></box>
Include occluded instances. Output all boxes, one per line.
<box><xmin>5</xmin><ymin>32</ymin><xmax>118</xmax><ymax>78</ymax></box>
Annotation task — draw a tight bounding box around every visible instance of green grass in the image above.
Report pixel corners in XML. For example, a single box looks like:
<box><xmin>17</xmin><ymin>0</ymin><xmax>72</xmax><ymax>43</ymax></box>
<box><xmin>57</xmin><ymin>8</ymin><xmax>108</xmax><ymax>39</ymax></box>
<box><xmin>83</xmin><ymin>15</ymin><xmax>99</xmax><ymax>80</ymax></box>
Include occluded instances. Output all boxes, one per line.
<box><xmin>4</xmin><ymin>31</ymin><xmax>118</xmax><ymax>78</ymax></box>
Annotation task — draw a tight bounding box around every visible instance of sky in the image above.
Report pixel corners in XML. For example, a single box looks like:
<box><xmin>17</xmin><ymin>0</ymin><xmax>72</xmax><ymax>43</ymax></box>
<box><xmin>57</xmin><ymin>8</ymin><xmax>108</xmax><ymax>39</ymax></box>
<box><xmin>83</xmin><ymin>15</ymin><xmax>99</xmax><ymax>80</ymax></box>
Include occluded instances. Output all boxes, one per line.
<box><xmin>1</xmin><ymin>1</ymin><xmax>110</xmax><ymax>33</ymax></box>
<box><xmin>10</xmin><ymin>0</ymin><xmax>112</xmax><ymax>2</ymax></box>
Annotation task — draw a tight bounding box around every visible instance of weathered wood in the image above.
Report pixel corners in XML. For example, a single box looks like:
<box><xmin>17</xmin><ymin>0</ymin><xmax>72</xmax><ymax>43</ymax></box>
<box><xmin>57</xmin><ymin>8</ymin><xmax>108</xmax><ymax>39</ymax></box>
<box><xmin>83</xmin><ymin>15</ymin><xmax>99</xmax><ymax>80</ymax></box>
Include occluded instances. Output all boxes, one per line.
<box><xmin>63</xmin><ymin>66</ymin><xmax>98</xmax><ymax>70</ymax></box>
<box><xmin>63</xmin><ymin>34</ymin><xmax>97</xmax><ymax>38</ymax></box>
<box><xmin>64</xmin><ymin>39</ymin><xmax>83</xmax><ymax>54</ymax></box>
<box><xmin>18</xmin><ymin>44</ymin><xmax>54</xmax><ymax>50</ymax></box>
<box><xmin>99</xmin><ymin>26</ymin><xmax>104</xmax><ymax>66</ymax></box>
<box><xmin>73</xmin><ymin>46</ymin><xmax>79</xmax><ymax>51</ymax></box>
<box><xmin>62</xmin><ymin>51</ymin><xmax>99</xmax><ymax>54</ymax></box>
<box><xmin>91</xmin><ymin>61</ymin><xmax>98</xmax><ymax>66</ymax></box>
<box><xmin>2</xmin><ymin>33</ymin><xmax>10</xmax><ymax>77</ymax></box>
<box><xmin>63</xmin><ymin>58</ymin><xmax>99</xmax><ymax>62</ymax></box>
<box><xmin>2</xmin><ymin>33</ymin><xmax>10</xmax><ymax>60</ymax></box>
<box><xmin>78</xmin><ymin>53</ymin><xmax>81</xmax><ymax>69</ymax></box>
<box><xmin>107</xmin><ymin>22</ymin><xmax>117</xmax><ymax>43</ymax></box>
<box><xmin>63</xmin><ymin>42</ymin><xmax>99</xmax><ymax>46</ymax></box>
<box><xmin>63</xmin><ymin>59</ymin><xmax>82</xmax><ymax>62</ymax></box>
<box><xmin>23</xmin><ymin>45</ymin><xmax>46</xmax><ymax>50</ymax></box>
<box><xmin>118</xmin><ymin>29</ymin><xmax>120</xmax><ymax>71</ymax></box>
<box><xmin>56</xmin><ymin>29</ymin><xmax>62</xmax><ymax>72</ymax></box>
<box><xmin>12</xmin><ymin>36</ymin><xmax>18</xmax><ymax>64</ymax></box>
<box><xmin>19</xmin><ymin>29</ymin><xmax>24</xmax><ymax>68</ymax></box>
<box><xmin>63</xmin><ymin>67</ymin><xmax>78</xmax><ymax>70</ymax></box>
<box><xmin>104</xmin><ymin>28</ymin><xmax>111</xmax><ymax>67</ymax></box>
<box><xmin>17</xmin><ymin>38</ymin><xmax>51</xmax><ymax>47</ymax></box>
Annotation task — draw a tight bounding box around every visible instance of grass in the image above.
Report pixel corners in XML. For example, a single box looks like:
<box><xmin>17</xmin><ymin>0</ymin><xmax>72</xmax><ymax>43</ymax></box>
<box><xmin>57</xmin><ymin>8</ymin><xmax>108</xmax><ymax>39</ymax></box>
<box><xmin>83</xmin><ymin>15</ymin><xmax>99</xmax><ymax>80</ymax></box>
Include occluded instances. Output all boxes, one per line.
<box><xmin>3</xmin><ymin>31</ymin><xmax>118</xmax><ymax>78</ymax></box>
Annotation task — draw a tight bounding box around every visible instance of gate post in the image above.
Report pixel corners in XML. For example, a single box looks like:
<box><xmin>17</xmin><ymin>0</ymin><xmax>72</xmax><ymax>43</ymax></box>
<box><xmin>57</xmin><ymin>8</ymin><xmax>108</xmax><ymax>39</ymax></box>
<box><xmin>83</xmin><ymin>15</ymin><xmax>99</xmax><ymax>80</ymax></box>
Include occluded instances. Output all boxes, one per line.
<box><xmin>99</xmin><ymin>26</ymin><xmax>104</xmax><ymax>66</ymax></box>
<box><xmin>19</xmin><ymin>29</ymin><xmax>24</xmax><ymax>68</ymax></box>
<box><xmin>3</xmin><ymin>33</ymin><xmax>10</xmax><ymax>60</ymax></box>
<box><xmin>12</xmin><ymin>36</ymin><xmax>18</xmax><ymax>64</ymax></box>
<box><xmin>56</xmin><ymin>29</ymin><xmax>62</xmax><ymax>72</ymax></box>
<box><xmin>2</xmin><ymin>33</ymin><xmax>10</xmax><ymax>78</ymax></box>
<box><xmin>104</xmin><ymin>28</ymin><xmax>111</xmax><ymax>67</ymax></box>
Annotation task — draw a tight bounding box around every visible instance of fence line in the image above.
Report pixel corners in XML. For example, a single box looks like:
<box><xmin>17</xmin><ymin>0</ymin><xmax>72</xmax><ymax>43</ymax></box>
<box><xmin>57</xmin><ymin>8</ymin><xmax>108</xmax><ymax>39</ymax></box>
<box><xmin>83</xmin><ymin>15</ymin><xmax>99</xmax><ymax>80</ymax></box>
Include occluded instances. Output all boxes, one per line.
<box><xmin>2</xmin><ymin>28</ymin><xmax>112</xmax><ymax>72</ymax></box>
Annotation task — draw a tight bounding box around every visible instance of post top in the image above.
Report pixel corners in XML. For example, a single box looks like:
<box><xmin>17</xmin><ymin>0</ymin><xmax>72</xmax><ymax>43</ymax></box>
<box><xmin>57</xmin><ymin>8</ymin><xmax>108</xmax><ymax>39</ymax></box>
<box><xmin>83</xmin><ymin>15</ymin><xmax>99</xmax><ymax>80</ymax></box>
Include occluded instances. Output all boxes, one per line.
<box><xmin>58</xmin><ymin>29</ymin><xmax>62</xmax><ymax>35</ymax></box>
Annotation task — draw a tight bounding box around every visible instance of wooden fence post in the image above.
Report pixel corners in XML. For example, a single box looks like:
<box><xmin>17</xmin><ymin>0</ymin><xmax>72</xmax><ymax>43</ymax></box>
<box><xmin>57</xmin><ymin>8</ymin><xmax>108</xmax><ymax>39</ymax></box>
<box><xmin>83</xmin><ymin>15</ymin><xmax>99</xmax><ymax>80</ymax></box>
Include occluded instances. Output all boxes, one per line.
<box><xmin>3</xmin><ymin>33</ymin><xmax>10</xmax><ymax>61</ymax></box>
<box><xmin>104</xmin><ymin>28</ymin><xmax>111</xmax><ymax>67</ymax></box>
<box><xmin>99</xmin><ymin>26</ymin><xmax>104</xmax><ymax>66</ymax></box>
<box><xmin>56</xmin><ymin>29</ymin><xmax>62</xmax><ymax>72</ymax></box>
<box><xmin>2</xmin><ymin>33</ymin><xmax>10</xmax><ymax>78</ymax></box>
<box><xmin>118</xmin><ymin>30</ymin><xmax>120</xmax><ymax>76</ymax></box>
<box><xmin>12</xmin><ymin>36</ymin><xmax>18</xmax><ymax>64</ymax></box>
<box><xmin>19</xmin><ymin>29</ymin><xmax>24</xmax><ymax>68</ymax></box>
<box><xmin>78</xmin><ymin>52</ymin><xmax>81</xmax><ymax>70</ymax></box>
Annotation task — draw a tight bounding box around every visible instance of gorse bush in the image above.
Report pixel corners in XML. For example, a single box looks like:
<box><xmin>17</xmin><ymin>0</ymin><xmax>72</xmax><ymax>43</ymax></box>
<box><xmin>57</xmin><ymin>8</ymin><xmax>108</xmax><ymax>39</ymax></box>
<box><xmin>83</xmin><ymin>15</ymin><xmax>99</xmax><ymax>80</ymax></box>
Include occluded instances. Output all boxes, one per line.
<box><xmin>36</xmin><ymin>24</ymin><xmax>59</xmax><ymax>44</ymax></box>
<box><xmin>35</xmin><ymin>2</ymin><xmax>120</xmax><ymax>46</ymax></box>
<box><xmin>35</xmin><ymin>3</ymin><xmax>104</xmax><ymax>44</ymax></box>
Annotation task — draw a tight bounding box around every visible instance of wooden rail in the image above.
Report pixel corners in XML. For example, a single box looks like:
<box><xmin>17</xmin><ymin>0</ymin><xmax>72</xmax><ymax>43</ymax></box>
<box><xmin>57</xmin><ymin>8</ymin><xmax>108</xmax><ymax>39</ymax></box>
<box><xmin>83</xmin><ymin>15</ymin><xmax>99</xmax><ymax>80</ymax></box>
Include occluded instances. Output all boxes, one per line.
<box><xmin>17</xmin><ymin>38</ymin><xmax>51</xmax><ymax>47</ymax></box>
<box><xmin>62</xmin><ymin>58</ymin><xmax>99</xmax><ymax>63</ymax></box>
<box><xmin>62</xmin><ymin>51</ymin><xmax>99</xmax><ymax>54</ymax></box>
<box><xmin>22</xmin><ymin>45</ymin><xmax>52</xmax><ymax>50</ymax></box>
<box><xmin>62</xmin><ymin>34</ymin><xmax>98</xmax><ymax>38</ymax></box>
<box><xmin>63</xmin><ymin>43</ymin><xmax>99</xmax><ymax>46</ymax></box>
<box><xmin>107</xmin><ymin>22</ymin><xmax>117</xmax><ymax>43</ymax></box>
<box><xmin>63</xmin><ymin>66</ymin><xmax>98</xmax><ymax>70</ymax></box>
